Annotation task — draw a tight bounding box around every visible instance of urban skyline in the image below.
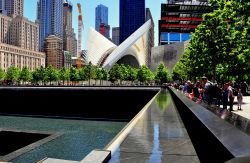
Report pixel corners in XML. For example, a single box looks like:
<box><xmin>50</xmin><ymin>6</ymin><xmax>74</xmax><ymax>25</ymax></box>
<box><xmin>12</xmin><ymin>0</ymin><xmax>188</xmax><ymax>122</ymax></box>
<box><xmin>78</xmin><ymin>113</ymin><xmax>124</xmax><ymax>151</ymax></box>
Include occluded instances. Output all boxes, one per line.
<box><xmin>38</xmin><ymin>0</ymin><xmax>64</xmax><ymax>51</ymax></box>
<box><xmin>24</xmin><ymin>0</ymin><xmax>165</xmax><ymax>49</ymax></box>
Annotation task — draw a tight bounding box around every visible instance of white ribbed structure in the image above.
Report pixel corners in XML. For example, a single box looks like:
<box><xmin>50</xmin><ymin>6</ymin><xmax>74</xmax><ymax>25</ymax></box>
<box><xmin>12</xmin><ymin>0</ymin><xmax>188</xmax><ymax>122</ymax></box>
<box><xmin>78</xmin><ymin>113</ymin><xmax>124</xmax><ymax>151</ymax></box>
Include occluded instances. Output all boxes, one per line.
<box><xmin>86</xmin><ymin>27</ymin><xmax>117</xmax><ymax>65</ymax></box>
<box><xmin>86</xmin><ymin>20</ymin><xmax>152</xmax><ymax>70</ymax></box>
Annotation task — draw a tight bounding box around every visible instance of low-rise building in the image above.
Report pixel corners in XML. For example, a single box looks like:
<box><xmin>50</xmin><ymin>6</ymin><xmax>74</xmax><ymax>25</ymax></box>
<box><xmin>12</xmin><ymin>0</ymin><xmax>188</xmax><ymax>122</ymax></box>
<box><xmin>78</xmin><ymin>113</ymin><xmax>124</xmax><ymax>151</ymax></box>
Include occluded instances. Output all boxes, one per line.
<box><xmin>63</xmin><ymin>51</ymin><xmax>72</xmax><ymax>69</ymax></box>
<box><xmin>45</xmin><ymin>35</ymin><xmax>63</xmax><ymax>69</ymax></box>
<box><xmin>0</xmin><ymin>43</ymin><xmax>45</xmax><ymax>71</ymax></box>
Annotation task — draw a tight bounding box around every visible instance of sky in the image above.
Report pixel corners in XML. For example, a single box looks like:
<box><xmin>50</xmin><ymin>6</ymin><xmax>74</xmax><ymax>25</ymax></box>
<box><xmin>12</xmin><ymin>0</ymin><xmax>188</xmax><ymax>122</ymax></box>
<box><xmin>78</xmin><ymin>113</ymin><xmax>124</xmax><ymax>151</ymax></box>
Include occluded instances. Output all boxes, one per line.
<box><xmin>24</xmin><ymin>0</ymin><xmax>166</xmax><ymax>49</ymax></box>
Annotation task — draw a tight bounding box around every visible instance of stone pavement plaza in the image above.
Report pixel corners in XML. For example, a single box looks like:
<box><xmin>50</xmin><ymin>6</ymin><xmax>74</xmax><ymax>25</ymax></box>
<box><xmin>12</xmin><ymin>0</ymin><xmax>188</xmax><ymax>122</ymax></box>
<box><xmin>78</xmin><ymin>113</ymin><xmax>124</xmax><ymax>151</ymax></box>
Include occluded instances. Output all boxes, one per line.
<box><xmin>232</xmin><ymin>96</ymin><xmax>250</xmax><ymax>120</ymax></box>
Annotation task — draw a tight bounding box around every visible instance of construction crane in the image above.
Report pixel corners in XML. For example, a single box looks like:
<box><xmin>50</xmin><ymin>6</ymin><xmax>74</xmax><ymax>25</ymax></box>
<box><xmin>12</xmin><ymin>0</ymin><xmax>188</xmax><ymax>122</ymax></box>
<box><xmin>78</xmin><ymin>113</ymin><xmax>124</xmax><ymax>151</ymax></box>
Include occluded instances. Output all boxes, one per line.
<box><xmin>77</xmin><ymin>3</ymin><xmax>83</xmax><ymax>69</ymax></box>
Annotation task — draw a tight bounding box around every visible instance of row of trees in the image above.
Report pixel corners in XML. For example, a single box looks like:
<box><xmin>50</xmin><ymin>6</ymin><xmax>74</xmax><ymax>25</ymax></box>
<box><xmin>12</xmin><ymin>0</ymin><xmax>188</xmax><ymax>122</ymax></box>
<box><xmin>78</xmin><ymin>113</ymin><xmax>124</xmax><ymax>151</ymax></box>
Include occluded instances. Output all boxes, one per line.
<box><xmin>0</xmin><ymin>63</ymin><xmax>171</xmax><ymax>86</ymax></box>
<box><xmin>173</xmin><ymin>0</ymin><xmax>250</xmax><ymax>83</ymax></box>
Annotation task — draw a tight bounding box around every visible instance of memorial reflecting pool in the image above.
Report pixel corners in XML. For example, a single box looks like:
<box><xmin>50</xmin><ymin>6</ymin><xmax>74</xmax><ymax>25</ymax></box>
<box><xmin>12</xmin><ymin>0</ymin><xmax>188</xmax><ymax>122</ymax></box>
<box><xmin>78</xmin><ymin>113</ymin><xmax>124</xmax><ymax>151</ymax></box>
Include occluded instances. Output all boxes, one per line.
<box><xmin>0</xmin><ymin>116</ymin><xmax>126</xmax><ymax>163</ymax></box>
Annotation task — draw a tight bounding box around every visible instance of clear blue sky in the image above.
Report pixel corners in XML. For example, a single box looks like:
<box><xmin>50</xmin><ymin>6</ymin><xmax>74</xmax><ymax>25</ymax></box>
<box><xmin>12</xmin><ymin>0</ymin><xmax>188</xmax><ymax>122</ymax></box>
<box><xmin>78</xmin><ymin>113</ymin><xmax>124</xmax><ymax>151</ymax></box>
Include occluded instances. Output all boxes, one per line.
<box><xmin>24</xmin><ymin>0</ymin><xmax>166</xmax><ymax>49</ymax></box>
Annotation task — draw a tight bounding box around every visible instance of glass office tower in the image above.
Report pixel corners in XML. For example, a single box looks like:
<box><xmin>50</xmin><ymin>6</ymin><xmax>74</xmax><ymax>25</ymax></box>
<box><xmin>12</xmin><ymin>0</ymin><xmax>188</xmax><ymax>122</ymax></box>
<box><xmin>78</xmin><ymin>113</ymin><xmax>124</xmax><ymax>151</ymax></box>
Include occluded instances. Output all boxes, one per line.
<box><xmin>119</xmin><ymin>0</ymin><xmax>145</xmax><ymax>43</ymax></box>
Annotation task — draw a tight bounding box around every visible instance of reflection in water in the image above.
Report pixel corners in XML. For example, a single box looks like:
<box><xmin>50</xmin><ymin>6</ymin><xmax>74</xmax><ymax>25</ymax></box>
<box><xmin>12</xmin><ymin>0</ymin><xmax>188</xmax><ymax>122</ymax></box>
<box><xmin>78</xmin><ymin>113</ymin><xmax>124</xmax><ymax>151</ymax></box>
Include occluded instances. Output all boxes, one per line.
<box><xmin>155</xmin><ymin>89</ymin><xmax>171</xmax><ymax>112</ymax></box>
<box><xmin>149</xmin><ymin>123</ymin><xmax>162</xmax><ymax>163</ymax></box>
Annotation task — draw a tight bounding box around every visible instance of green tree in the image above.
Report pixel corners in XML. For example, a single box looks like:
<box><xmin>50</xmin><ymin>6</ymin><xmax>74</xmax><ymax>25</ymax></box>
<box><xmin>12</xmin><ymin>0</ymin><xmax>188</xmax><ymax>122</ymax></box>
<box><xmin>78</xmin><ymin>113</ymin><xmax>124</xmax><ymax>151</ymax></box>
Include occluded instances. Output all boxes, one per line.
<box><xmin>96</xmin><ymin>68</ymin><xmax>109</xmax><ymax>85</ymax></box>
<box><xmin>172</xmin><ymin>59</ymin><xmax>189</xmax><ymax>82</ymax></box>
<box><xmin>46</xmin><ymin>65</ymin><xmax>59</xmax><ymax>85</ymax></box>
<box><xmin>154</xmin><ymin>63</ymin><xmax>169</xmax><ymax>84</ymax></box>
<box><xmin>5</xmin><ymin>66</ymin><xmax>20</xmax><ymax>84</ymax></box>
<box><xmin>69</xmin><ymin>66</ymin><xmax>79</xmax><ymax>84</ymax></box>
<box><xmin>127</xmin><ymin>66</ymin><xmax>138</xmax><ymax>84</ymax></box>
<box><xmin>84</xmin><ymin>62</ymin><xmax>97</xmax><ymax>85</ymax></box>
<box><xmin>119</xmin><ymin>64</ymin><xmax>129</xmax><ymax>84</ymax></box>
<box><xmin>32</xmin><ymin>67</ymin><xmax>46</xmax><ymax>85</ymax></box>
<box><xmin>176</xmin><ymin>0</ymin><xmax>250</xmax><ymax>82</ymax></box>
<box><xmin>101</xmin><ymin>68</ymin><xmax>109</xmax><ymax>84</ymax></box>
<box><xmin>137</xmin><ymin>65</ymin><xmax>154</xmax><ymax>84</ymax></box>
<box><xmin>19</xmin><ymin>67</ymin><xmax>32</xmax><ymax>84</ymax></box>
<box><xmin>109</xmin><ymin>64</ymin><xmax>122</xmax><ymax>84</ymax></box>
<box><xmin>78</xmin><ymin>67</ymin><xmax>88</xmax><ymax>85</ymax></box>
<box><xmin>59</xmin><ymin>67</ymin><xmax>70</xmax><ymax>85</ymax></box>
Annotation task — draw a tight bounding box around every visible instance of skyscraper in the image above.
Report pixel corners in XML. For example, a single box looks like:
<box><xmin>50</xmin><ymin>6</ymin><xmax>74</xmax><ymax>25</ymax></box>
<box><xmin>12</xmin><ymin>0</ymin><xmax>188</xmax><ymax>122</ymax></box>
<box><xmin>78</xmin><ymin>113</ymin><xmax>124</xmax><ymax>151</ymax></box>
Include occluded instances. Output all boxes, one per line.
<box><xmin>0</xmin><ymin>0</ymin><xmax>3</xmax><ymax>10</ymax></box>
<box><xmin>119</xmin><ymin>0</ymin><xmax>145</xmax><ymax>43</ymax></box>
<box><xmin>95</xmin><ymin>4</ymin><xmax>109</xmax><ymax>38</ymax></box>
<box><xmin>0</xmin><ymin>0</ymin><xmax>5</xmax><ymax>14</ymax></box>
<box><xmin>36</xmin><ymin>0</ymin><xmax>40</xmax><ymax>22</ymax></box>
<box><xmin>38</xmin><ymin>0</ymin><xmax>63</xmax><ymax>51</ymax></box>
<box><xmin>4</xmin><ymin>0</ymin><xmax>24</xmax><ymax>17</ymax></box>
<box><xmin>63</xmin><ymin>1</ymin><xmax>77</xmax><ymax>57</ymax></box>
<box><xmin>112</xmin><ymin>27</ymin><xmax>120</xmax><ymax>45</ymax></box>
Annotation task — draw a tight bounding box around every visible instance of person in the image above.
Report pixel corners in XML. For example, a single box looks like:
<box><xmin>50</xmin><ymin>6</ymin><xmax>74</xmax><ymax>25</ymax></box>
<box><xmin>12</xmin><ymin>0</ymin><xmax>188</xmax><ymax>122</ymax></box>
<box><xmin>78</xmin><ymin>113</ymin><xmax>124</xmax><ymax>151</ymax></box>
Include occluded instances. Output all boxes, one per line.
<box><xmin>222</xmin><ymin>83</ymin><xmax>229</xmax><ymax>110</ymax></box>
<box><xmin>201</xmin><ymin>76</ymin><xmax>213</xmax><ymax>104</ymax></box>
<box><xmin>241</xmin><ymin>82</ymin><xmax>249</xmax><ymax>96</ymax></box>
<box><xmin>228</xmin><ymin>82</ymin><xmax>235</xmax><ymax>112</ymax></box>
<box><xmin>215</xmin><ymin>84</ymin><xmax>223</xmax><ymax>107</ymax></box>
<box><xmin>186</xmin><ymin>80</ymin><xmax>193</xmax><ymax>94</ymax></box>
<box><xmin>193</xmin><ymin>81</ymin><xmax>201</xmax><ymax>99</ymax></box>
<box><xmin>237</xmin><ymin>89</ymin><xmax>243</xmax><ymax>110</ymax></box>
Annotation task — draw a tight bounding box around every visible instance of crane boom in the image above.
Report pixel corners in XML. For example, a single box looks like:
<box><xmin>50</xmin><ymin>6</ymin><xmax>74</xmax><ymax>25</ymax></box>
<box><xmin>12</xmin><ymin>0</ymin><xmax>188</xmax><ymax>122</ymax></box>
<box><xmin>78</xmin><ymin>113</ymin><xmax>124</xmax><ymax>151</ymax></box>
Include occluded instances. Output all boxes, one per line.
<box><xmin>76</xmin><ymin>3</ymin><xmax>83</xmax><ymax>68</ymax></box>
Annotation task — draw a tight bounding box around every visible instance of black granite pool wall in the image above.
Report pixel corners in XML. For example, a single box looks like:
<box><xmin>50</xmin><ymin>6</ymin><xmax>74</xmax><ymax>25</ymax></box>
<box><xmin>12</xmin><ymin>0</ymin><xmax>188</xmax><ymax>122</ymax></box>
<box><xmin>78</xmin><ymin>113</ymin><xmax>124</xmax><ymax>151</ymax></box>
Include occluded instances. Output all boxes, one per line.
<box><xmin>0</xmin><ymin>87</ymin><xmax>159</xmax><ymax>121</ymax></box>
<box><xmin>168</xmin><ymin>88</ymin><xmax>234</xmax><ymax>163</ymax></box>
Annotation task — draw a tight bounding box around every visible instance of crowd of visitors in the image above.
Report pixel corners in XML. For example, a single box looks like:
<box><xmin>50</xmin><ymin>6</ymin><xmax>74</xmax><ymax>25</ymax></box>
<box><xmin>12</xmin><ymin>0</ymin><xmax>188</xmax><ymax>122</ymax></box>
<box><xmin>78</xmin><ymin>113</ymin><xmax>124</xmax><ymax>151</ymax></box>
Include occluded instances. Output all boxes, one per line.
<box><xmin>173</xmin><ymin>77</ymin><xmax>249</xmax><ymax>111</ymax></box>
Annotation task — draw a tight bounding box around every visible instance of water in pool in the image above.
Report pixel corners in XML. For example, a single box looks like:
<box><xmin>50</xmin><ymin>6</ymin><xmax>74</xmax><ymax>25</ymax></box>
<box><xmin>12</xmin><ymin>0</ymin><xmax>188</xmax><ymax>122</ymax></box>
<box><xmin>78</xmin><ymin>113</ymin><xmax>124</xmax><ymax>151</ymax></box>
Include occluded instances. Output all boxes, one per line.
<box><xmin>0</xmin><ymin>116</ymin><xmax>126</xmax><ymax>163</ymax></box>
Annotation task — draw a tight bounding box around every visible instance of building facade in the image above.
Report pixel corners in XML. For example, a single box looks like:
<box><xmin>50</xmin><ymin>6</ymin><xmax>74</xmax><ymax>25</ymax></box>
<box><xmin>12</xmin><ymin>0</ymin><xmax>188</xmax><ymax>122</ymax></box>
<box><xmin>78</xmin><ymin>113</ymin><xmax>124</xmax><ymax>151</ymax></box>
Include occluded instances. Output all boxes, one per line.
<box><xmin>0</xmin><ymin>0</ymin><xmax>6</xmax><ymax>14</ymax></box>
<box><xmin>63</xmin><ymin>1</ymin><xmax>77</xmax><ymax>57</ymax></box>
<box><xmin>0</xmin><ymin>3</ymin><xmax>45</xmax><ymax>71</ymax></box>
<box><xmin>112</xmin><ymin>27</ymin><xmax>119</xmax><ymax>45</ymax></box>
<box><xmin>11</xmin><ymin>16</ymin><xmax>39</xmax><ymax>52</ymax></box>
<box><xmin>99</xmin><ymin>23</ymin><xmax>110</xmax><ymax>38</ymax></box>
<box><xmin>45</xmin><ymin>35</ymin><xmax>63</xmax><ymax>69</ymax></box>
<box><xmin>39</xmin><ymin>0</ymin><xmax>63</xmax><ymax>51</ymax></box>
<box><xmin>0</xmin><ymin>14</ymin><xmax>39</xmax><ymax>52</ymax></box>
<box><xmin>0</xmin><ymin>0</ymin><xmax>3</xmax><ymax>11</ymax></box>
<box><xmin>151</xmin><ymin>41</ymin><xmax>189</xmax><ymax>72</ymax></box>
<box><xmin>95</xmin><ymin>5</ymin><xmax>108</xmax><ymax>32</ymax></box>
<box><xmin>36</xmin><ymin>0</ymin><xmax>40</xmax><ymax>22</ymax></box>
<box><xmin>0</xmin><ymin>43</ymin><xmax>45</xmax><ymax>71</ymax></box>
<box><xmin>119</xmin><ymin>0</ymin><xmax>145</xmax><ymax>43</ymax></box>
<box><xmin>0</xmin><ymin>13</ymin><xmax>12</xmax><ymax>44</ymax></box>
<box><xmin>146</xmin><ymin>8</ymin><xmax>154</xmax><ymax>68</ymax></box>
<box><xmin>4</xmin><ymin>0</ymin><xmax>24</xmax><ymax>17</ymax></box>
<box><xmin>63</xmin><ymin>51</ymin><xmax>72</xmax><ymax>69</ymax></box>
<box><xmin>159</xmin><ymin>1</ymin><xmax>210</xmax><ymax>45</ymax></box>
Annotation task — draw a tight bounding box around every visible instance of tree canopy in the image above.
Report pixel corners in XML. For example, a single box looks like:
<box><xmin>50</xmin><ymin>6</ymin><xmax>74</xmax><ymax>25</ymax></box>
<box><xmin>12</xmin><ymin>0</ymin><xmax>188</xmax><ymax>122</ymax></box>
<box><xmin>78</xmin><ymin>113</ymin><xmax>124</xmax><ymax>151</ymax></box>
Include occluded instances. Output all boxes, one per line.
<box><xmin>173</xmin><ymin>0</ymin><xmax>250</xmax><ymax>83</ymax></box>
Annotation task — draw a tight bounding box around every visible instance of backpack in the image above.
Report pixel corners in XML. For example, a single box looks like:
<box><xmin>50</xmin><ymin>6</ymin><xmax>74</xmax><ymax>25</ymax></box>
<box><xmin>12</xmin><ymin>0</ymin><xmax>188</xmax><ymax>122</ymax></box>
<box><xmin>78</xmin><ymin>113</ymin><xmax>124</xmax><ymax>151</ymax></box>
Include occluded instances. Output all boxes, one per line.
<box><xmin>206</xmin><ymin>81</ymin><xmax>217</xmax><ymax>98</ymax></box>
<box><xmin>233</xmin><ymin>88</ymin><xmax>238</xmax><ymax>96</ymax></box>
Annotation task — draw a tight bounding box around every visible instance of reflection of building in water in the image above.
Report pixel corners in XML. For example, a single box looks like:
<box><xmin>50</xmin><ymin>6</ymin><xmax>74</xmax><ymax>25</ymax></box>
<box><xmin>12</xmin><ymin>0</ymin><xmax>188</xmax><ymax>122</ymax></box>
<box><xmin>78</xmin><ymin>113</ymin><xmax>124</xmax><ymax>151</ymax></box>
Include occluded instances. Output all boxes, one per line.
<box><xmin>119</xmin><ymin>91</ymin><xmax>187</xmax><ymax>162</ymax></box>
